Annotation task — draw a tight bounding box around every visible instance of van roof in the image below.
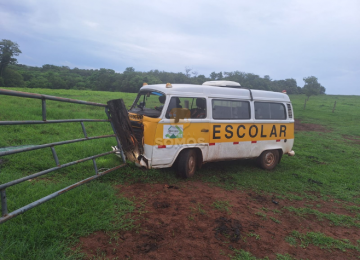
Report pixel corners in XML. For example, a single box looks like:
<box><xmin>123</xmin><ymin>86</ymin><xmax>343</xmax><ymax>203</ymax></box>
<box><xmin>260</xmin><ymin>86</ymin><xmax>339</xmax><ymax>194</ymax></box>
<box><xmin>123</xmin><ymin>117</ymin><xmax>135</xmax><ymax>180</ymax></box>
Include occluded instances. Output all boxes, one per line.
<box><xmin>140</xmin><ymin>84</ymin><xmax>291</xmax><ymax>102</ymax></box>
<box><xmin>202</xmin><ymin>80</ymin><xmax>241</xmax><ymax>87</ymax></box>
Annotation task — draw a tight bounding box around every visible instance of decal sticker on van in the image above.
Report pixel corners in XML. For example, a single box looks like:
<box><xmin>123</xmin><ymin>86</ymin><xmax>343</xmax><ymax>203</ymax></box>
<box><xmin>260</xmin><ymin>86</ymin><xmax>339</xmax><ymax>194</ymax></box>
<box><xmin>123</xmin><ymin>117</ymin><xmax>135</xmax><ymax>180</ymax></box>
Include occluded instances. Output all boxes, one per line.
<box><xmin>164</xmin><ymin>125</ymin><xmax>183</xmax><ymax>139</ymax></box>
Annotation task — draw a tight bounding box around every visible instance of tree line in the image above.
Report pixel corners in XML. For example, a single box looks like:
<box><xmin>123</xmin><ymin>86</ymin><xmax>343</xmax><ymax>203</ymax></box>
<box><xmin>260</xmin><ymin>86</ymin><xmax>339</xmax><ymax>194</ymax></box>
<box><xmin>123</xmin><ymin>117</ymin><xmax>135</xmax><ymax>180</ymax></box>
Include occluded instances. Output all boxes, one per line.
<box><xmin>0</xmin><ymin>39</ymin><xmax>326</xmax><ymax>97</ymax></box>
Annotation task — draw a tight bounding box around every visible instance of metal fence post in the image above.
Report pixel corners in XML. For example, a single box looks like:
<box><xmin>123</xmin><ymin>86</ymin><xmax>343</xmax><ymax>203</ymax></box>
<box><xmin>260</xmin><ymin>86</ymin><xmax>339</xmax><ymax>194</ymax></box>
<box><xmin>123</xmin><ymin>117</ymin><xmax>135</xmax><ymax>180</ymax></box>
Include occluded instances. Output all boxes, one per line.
<box><xmin>1</xmin><ymin>189</ymin><xmax>8</xmax><ymax>217</ymax></box>
<box><xmin>50</xmin><ymin>146</ymin><xmax>60</xmax><ymax>166</ymax></box>
<box><xmin>42</xmin><ymin>99</ymin><xmax>46</xmax><ymax>121</ymax></box>
<box><xmin>80</xmin><ymin>122</ymin><xmax>88</xmax><ymax>138</ymax></box>
<box><xmin>92</xmin><ymin>159</ymin><xmax>98</xmax><ymax>174</ymax></box>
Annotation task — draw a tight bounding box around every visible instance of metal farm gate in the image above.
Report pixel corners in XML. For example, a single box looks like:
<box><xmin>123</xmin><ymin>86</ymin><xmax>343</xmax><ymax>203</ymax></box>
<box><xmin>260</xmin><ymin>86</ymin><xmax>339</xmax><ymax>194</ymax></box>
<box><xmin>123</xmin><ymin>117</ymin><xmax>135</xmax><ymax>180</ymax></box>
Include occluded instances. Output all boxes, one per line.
<box><xmin>0</xmin><ymin>89</ymin><xmax>133</xmax><ymax>224</ymax></box>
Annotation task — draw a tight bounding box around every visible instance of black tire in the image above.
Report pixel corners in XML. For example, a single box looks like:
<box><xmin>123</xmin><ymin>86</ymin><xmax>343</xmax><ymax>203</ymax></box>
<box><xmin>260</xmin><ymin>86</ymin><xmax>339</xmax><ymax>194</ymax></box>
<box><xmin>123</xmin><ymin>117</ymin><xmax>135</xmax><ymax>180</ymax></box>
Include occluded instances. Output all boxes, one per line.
<box><xmin>258</xmin><ymin>150</ymin><xmax>279</xmax><ymax>170</ymax></box>
<box><xmin>177</xmin><ymin>149</ymin><xmax>197</xmax><ymax>178</ymax></box>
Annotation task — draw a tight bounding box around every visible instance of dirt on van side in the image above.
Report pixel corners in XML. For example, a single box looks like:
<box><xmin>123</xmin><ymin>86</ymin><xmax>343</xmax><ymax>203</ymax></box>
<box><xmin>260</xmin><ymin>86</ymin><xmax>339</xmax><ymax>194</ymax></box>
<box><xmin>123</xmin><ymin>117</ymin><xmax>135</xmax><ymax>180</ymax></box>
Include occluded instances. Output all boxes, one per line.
<box><xmin>75</xmin><ymin>181</ymin><xmax>360</xmax><ymax>260</ymax></box>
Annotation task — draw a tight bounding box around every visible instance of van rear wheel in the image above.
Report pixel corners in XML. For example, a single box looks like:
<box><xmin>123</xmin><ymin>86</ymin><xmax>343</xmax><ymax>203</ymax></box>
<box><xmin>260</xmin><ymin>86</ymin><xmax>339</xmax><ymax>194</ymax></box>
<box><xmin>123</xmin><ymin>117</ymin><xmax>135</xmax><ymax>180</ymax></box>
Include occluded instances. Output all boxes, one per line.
<box><xmin>258</xmin><ymin>150</ymin><xmax>279</xmax><ymax>170</ymax></box>
<box><xmin>177</xmin><ymin>149</ymin><xmax>197</xmax><ymax>178</ymax></box>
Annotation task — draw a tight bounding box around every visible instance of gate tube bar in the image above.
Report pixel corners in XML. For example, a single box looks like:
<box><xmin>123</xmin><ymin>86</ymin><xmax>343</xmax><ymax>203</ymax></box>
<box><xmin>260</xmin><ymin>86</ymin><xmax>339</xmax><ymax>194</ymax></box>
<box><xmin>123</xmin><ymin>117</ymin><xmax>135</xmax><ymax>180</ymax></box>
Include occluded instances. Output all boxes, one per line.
<box><xmin>0</xmin><ymin>88</ymin><xmax>107</xmax><ymax>107</ymax></box>
<box><xmin>0</xmin><ymin>164</ymin><xmax>126</xmax><ymax>224</ymax></box>
<box><xmin>0</xmin><ymin>134</ymin><xmax>115</xmax><ymax>157</ymax></box>
<box><xmin>0</xmin><ymin>119</ymin><xmax>109</xmax><ymax>125</ymax></box>
<box><xmin>0</xmin><ymin>150</ymin><xmax>118</xmax><ymax>190</ymax></box>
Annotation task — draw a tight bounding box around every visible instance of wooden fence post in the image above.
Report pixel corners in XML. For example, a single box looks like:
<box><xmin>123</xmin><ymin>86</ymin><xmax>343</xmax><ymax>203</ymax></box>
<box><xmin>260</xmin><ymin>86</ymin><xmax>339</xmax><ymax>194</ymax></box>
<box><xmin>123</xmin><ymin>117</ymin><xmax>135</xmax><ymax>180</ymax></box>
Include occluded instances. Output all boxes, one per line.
<box><xmin>332</xmin><ymin>101</ymin><xmax>337</xmax><ymax>113</ymax></box>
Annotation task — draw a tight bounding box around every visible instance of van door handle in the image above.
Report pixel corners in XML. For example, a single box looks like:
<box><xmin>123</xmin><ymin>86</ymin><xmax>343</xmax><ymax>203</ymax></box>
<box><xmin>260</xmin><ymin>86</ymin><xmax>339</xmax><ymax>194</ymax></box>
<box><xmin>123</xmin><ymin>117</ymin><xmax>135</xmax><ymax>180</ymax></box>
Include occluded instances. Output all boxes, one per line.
<box><xmin>201</xmin><ymin>129</ymin><xmax>209</xmax><ymax>132</ymax></box>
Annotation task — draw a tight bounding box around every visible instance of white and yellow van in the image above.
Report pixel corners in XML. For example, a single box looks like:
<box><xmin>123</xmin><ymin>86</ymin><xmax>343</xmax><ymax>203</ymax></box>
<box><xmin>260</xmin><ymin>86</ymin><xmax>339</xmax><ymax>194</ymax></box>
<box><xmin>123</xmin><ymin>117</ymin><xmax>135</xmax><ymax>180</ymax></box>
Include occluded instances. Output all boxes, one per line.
<box><xmin>125</xmin><ymin>80</ymin><xmax>295</xmax><ymax>178</ymax></box>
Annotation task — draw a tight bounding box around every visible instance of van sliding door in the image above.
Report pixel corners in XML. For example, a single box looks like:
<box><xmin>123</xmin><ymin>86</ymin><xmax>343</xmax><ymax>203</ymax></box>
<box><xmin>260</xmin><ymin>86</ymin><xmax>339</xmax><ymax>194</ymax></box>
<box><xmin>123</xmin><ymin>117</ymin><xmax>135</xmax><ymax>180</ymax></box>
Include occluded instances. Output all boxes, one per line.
<box><xmin>208</xmin><ymin>99</ymin><xmax>252</xmax><ymax>161</ymax></box>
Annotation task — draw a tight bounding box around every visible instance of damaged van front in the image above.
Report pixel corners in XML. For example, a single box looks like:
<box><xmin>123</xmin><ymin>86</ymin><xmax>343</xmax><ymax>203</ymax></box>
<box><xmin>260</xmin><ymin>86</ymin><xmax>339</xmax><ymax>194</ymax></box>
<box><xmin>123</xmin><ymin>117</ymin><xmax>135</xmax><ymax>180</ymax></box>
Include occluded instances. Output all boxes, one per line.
<box><xmin>126</xmin><ymin>88</ymin><xmax>166</xmax><ymax>168</ymax></box>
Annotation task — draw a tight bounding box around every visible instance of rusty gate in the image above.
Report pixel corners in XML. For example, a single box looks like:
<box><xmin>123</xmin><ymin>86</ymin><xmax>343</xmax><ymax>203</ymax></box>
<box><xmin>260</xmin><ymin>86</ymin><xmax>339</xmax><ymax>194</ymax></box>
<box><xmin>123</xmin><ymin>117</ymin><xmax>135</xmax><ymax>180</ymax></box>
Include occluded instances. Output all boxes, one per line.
<box><xmin>0</xmin><ymin>88</ymin><xmax>128</xmax><ymax>224</ymax></box>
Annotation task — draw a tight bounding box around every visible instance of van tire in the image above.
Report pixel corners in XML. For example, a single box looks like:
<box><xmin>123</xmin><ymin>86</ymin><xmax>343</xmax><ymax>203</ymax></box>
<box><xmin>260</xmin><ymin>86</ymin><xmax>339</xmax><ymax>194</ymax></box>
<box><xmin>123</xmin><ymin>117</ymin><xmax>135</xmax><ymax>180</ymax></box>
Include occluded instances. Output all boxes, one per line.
<box><xmin>258</xmin><ymin>150</ymin><xmax>279</xmax><ymax>170</ymax></box>
<box><xmin>177</xmin><ymin>149</ymin><xmax>197</xmax><ymax>178</ymax></box>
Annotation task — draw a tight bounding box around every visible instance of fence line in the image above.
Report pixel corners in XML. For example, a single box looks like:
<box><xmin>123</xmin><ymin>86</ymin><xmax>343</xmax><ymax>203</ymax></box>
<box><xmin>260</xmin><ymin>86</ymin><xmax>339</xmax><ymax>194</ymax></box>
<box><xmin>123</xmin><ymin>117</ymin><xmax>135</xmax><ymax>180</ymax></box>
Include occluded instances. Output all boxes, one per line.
<box><xmin>0</xmin><ymin>88</ymin><xmax>126</xmax><ymax>224</ymax></box>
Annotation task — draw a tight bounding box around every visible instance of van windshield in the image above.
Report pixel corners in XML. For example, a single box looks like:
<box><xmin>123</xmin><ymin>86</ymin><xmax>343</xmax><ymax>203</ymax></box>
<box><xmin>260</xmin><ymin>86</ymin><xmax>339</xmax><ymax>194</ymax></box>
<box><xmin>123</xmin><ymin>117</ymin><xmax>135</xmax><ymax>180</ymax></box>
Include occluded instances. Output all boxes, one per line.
<box><xmin>129</xmin><ymin>90</ymin><xmax>166</xmax><ymax>118</ymax></box>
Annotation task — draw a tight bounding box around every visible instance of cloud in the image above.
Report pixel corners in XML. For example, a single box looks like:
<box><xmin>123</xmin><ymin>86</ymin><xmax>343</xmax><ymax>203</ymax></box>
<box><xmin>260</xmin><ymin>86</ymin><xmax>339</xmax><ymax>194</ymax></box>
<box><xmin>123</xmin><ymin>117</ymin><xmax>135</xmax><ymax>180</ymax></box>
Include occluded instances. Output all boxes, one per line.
<box><xmin>0</xmin><ymin>0</ymin><xmax>359</xmax><ymax>94</ymax></box>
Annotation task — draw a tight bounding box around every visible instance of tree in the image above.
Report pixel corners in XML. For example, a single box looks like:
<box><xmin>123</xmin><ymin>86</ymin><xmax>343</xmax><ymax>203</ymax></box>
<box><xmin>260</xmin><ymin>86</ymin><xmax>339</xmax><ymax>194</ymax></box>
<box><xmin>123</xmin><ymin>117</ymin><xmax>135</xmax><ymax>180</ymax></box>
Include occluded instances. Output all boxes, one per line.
<box><xmin>210</xmin><ymin>72</ymin><xmax>217</xmax><ymax>80</ymax></box>
<box><xmin>185</xmin><ymin>67</ymin><xmax>192</xmax><ymax>78</ymax></box>
<box><xmin>0</xmin><ymin>39</ymin><xmax>22</xmax><ymax>77</ymax></box>
<box><xmin>264</xmin><ymin>75</ymin><xmax>272</xmax><ymax>81</ymax></box>
<box><xmin>302</xmin><ymin>76</ymin><xmax>325</xmax><ymax>99</ymax></box>
<box><xmin>2</xmin><ymin>68</ymin><xmax>25</xmax><ymax>88</ymax></box>
<box><xmin>320</xmin><ymin>86</ymin><xmax>326</xmax><ymax>94</ymax></box>
<box><xmin>209</xmin><ymin>71</ymin><xmax>223</xmax><ymax>80</ymax></box>
<box><xmin>124</xmin><ymin>67</ymin><xmax>135</xmax><ymax>73</ymax></box>
<box><xmin>271</xmin><ymin>78</ymin><xmax>299</xmax><ymax>94</ymax></box>
<box><xmin>191</xmin><ymin>70</ymin><xmax>198</xmax><ymax>77</ymax></box>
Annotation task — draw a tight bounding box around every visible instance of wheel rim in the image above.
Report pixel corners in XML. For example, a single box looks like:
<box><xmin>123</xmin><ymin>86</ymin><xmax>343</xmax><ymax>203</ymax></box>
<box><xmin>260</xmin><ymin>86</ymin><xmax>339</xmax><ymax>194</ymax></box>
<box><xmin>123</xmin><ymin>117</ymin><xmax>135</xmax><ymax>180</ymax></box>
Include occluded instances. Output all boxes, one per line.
<box><xmin>188</xmin><ymin>155</ymin><xmax>196</xmax><ymax>176</ymax></box>
<box><xmin>264</xmin><ymin>152</ymin><xmax>276</xmax><ymax>167</ymax></box>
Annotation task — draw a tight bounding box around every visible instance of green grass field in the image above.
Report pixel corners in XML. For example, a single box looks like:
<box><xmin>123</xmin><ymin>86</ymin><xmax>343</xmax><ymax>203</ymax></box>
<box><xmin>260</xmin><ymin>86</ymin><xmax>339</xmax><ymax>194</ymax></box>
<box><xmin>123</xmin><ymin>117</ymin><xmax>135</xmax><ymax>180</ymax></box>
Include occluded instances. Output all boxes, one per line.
<box><xmin>0</xmin><ymin>88</ymin><xmax>359</xmax><ymax>259</ymax></box>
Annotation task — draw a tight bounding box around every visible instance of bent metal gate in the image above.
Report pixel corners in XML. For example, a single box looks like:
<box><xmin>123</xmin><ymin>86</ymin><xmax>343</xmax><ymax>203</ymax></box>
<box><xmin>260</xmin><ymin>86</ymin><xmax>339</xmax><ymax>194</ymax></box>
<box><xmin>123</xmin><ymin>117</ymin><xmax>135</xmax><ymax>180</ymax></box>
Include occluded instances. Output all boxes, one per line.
<box><xmin>0</xmin><ymin>88</ymin><xmax>136</xmax><ymax>224</ymax></box>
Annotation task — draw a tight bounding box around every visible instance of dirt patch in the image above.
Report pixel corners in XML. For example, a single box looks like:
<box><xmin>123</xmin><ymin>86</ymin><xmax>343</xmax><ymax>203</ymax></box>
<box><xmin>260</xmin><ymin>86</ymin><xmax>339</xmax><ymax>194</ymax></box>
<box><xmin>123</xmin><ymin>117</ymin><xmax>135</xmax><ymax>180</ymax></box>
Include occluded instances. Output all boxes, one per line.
<box><xmin>295</xmin><ymin>119</ymin><xmax>330</xmax><ymax>132</ymax></box>
<box><xmin>214</xmin><ymin>217</ymin><xmax>242</xmax><ymax>242</ymax></box>
<box><xmin>306</xmin><ymin>155</ymin><xmax>327</xmax><ymax>165</ymax></box>
<box><xmin>76</xmin><ymin>182</ymin><xmax>360</xmax><ymax>260</ymax></box>
<box><xmin>343</xmin><ymin>135</ymin><xmax>360</xmax><ymax>145</ymax></box>
<box><xmin>152</xmin><ymin>200</ymin><xmax>170</xmax><ymax>208</ymax></box>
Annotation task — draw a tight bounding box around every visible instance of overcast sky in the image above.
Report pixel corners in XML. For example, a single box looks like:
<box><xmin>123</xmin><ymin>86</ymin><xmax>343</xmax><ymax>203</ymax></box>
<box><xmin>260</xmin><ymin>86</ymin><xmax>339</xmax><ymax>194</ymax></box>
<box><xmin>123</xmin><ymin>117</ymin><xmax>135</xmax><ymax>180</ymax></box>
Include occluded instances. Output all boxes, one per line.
<box><xmin>1</xmin><ymin>0</ymin><xmax>359</xmax><ymax>95</ymax></box>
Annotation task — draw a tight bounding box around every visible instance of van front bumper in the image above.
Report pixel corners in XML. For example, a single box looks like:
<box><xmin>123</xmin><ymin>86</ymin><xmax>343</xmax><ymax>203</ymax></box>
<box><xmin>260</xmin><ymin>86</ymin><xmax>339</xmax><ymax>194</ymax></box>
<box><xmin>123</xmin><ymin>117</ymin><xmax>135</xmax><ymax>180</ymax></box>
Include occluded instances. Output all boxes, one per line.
<box><xmin>135</xmin><ymin>155</ymin><xmax>152</xmax><ymax>169</ymax></box>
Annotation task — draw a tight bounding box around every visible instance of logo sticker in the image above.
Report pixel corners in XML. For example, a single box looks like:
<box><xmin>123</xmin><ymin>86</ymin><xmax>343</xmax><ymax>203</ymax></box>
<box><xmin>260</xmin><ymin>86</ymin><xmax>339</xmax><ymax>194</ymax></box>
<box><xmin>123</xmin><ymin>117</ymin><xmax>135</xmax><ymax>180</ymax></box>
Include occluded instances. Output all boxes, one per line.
<box><xmin>163</xmin><ymin>125</ymin><xmax>183</xmax><ymax>139</ymax></box>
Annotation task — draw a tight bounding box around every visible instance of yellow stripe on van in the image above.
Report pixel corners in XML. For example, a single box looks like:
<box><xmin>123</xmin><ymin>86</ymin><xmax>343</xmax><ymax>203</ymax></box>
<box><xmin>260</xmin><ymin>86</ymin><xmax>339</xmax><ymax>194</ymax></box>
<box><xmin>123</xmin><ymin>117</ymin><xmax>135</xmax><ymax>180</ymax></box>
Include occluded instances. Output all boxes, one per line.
<box><xmin>146</xmin><ymin>122</ymin><xmax>294</xmax><ymax>146</ymax></box>
<box><xmin>209</xmin><ymin>123</ymin><xmax>294</xmax><ymax>142</ymax></box>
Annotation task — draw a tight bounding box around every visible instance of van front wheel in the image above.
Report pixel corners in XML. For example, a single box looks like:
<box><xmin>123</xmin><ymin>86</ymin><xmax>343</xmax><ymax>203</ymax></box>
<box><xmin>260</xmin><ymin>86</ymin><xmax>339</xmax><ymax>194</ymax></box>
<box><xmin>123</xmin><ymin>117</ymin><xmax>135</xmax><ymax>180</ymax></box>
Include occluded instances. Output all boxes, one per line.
<box><xmin>258</xmin><ymin>150</ymin><xmax>279</xmax><ymax>170</ymax></box>
<box><xmin>177</xmin><ymin>149</ymin><xmax>197</xmax><ymax>178</ymax></box>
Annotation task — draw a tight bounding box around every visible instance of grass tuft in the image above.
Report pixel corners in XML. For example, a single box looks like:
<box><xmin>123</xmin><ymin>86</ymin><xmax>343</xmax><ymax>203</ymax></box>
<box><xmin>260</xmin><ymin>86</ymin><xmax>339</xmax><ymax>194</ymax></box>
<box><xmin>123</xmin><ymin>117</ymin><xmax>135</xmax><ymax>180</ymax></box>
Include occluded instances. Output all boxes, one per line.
<box><xmin>285</xmin><ymin>206</ymin><xmax>360</xmax><ymax>228</ymax></box>
<box><xmin>286</xmin><ymin>231</ymin><xmax>360</xmax><ymax>252</ymax></box>
<box><xmin>231</xmin><ymin>249</ymin><xmax>298</xmax><ymax>260</ymax></box>
<box><xmin>212</xmin><ymin>200</ymin><xmax>232</xmax><ymax>213</ymax></box>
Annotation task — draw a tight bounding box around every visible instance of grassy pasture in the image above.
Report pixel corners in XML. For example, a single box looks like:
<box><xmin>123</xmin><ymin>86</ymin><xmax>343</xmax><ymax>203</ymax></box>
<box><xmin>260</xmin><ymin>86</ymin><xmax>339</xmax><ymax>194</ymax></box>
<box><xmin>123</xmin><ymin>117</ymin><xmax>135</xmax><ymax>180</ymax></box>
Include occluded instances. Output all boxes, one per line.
<box><xmin>0</xmin><ymin>88</ymin><xmax>359</xmax><ymax>259</ymax></box>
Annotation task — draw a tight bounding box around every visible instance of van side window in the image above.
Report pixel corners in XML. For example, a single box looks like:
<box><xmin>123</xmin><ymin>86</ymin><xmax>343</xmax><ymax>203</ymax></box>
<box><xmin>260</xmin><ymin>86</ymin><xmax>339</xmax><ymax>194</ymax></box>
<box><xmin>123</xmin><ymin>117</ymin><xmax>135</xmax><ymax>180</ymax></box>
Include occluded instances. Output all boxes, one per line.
<box><xmin>165</xmin><ymin>97</ymin><xmax>206</xmax><ymax>119</ymax></box>
<box><xmin>255</xmin><ymin>102</ymin><xmax>286</xmax><ymax>119</ymax></box>
<box><xmin>212</xmin><ymin>100</ymin><xmax>250</xmax><ymax>119</ymax></box>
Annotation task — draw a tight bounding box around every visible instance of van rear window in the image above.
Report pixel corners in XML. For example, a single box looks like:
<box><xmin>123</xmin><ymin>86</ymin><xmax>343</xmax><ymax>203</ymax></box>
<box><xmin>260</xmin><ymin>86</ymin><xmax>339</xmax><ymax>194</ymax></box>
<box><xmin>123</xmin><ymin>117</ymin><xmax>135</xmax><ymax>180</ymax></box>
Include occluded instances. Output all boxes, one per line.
<box><xmin>287</xmin><ymin>103</ymin><xmax>293</xmax><ymax>118</ymax></box>
<box><xmin>255</xmin><ymin>102</ymin><xmax>286</xmax><ymax>120</ymax></box>
<box><xmin>212</xmin><ymin>100</ymin><xmax>250</xmax><ymax>119</ymax></box>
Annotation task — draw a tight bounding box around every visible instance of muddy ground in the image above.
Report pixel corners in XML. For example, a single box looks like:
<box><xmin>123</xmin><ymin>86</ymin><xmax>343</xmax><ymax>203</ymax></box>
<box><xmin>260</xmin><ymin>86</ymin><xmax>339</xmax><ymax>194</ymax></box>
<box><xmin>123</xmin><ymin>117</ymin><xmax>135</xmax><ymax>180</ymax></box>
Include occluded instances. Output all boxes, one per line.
<box><xmin>75</xmin><ymin>120</ymin><xmax>359</xmax><ymax>259</ymax></box>
<box><xmin>77</xmin><ymin>182</ymin><xmax>359</xmax><ymax>260</ymax></box>
<box><xmin>294</xmin><ymin>119</ymin><xmax>330</xmax><ymax>133</ymax></box>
